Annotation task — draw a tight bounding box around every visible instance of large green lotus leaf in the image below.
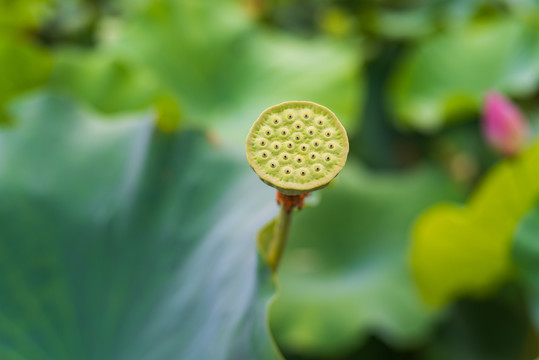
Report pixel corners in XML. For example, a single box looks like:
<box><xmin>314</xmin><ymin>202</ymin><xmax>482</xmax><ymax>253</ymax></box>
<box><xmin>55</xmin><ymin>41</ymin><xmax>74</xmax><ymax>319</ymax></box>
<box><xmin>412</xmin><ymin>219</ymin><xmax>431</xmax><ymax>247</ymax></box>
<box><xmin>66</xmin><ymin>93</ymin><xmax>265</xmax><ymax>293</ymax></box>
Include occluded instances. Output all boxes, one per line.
<box><xmin>50</xmin><ymin>49</ymin><xmax>161</xmax><ymax>115</ymax></box>
<box><xmin>269</xmin><ymin>164</ymin><xmax>461</xmax><ymax>357</ymax></box>
<box><xmin>0</xmin><ymin>92</ymin><xmax>282</xmax><ymax>360</ymax></box>
<box><xmin>411</xmin><ymin>140</ymin><xmax>539</xmax><ymax>307</ymax></box>
<box><xmin>52</xmin><ymin>0</ymin><xmax>361</xmax><ymax>147</ymax></box>
<box><xmin>391</xmin><ymin>17</ymin><xmax>539</xmax><ymax>131</ymax></box>
<box><xmin>513</xmin><ymin>204</ymin><xmax>539</xmax><ymax>329</ymax></box>
<box><xmin>0</xmin><ymin>34</ymin><xmax>52</xmax><ymax>123</ymax></box>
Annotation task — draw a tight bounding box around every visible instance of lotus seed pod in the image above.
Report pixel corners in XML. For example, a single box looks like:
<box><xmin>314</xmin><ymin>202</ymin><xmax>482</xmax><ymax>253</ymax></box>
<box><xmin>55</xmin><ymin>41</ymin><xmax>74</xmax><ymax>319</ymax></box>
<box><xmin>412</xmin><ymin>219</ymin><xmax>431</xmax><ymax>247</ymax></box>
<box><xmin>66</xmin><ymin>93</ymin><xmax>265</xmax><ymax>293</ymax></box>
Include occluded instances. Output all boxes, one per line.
<box><xmin>246</xmin><ymin>101</ymin><xmax>349</xmax><ymax>195</ymax></box>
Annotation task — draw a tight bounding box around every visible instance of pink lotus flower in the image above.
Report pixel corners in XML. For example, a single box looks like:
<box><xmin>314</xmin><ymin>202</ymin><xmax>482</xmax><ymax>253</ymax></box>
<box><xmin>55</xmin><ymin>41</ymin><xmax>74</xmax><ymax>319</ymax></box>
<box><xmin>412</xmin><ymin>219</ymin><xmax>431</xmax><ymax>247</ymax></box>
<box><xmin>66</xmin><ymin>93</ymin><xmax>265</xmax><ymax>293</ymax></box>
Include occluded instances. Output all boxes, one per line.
<box><xmin>483</xmin><ymin>92</ymin><xmax>529</xmax><ymax>157</ymax></box>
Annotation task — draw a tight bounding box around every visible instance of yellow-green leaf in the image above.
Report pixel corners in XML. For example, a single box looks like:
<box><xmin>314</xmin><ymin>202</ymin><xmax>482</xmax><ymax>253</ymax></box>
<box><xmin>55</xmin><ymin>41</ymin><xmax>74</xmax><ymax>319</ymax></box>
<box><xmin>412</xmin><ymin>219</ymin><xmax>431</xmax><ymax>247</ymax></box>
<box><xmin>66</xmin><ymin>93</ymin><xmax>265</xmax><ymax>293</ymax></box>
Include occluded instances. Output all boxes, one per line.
<box><xmin>411</xmin><ymin>140</ymin><xmax>539</xmax><ymax>306</ymax></box>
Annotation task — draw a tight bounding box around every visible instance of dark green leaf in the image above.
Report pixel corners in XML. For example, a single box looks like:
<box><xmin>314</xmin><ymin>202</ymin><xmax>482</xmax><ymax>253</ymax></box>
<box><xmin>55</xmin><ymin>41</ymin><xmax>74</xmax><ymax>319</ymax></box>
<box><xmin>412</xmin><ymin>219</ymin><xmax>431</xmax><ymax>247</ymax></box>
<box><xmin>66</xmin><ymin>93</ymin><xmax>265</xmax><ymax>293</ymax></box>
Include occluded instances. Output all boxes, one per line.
<box><xmin>513</xmin><ymin>204</ymin><xmax>539</xmax><ymax>329</ymax></box>
<box><xmin>270</xmin><ymin>163</ymin><xmax>460</xmax><ymax>357</ymax></box>
<box><xmin>0</xmin><ymin>92</ymin><xmax>282</xmax><ymax>360</ymax></box>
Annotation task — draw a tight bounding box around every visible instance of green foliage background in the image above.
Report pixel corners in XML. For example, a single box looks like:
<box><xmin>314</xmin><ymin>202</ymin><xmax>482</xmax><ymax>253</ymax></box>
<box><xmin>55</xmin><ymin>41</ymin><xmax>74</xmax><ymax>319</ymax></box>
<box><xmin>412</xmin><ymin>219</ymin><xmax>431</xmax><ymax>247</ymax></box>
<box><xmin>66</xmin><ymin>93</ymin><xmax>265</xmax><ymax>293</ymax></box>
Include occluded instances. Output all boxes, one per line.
<box><xmin>2</xmin><ymin>0</ymin><xmax>539</xmax><ymax>359</ymax></box>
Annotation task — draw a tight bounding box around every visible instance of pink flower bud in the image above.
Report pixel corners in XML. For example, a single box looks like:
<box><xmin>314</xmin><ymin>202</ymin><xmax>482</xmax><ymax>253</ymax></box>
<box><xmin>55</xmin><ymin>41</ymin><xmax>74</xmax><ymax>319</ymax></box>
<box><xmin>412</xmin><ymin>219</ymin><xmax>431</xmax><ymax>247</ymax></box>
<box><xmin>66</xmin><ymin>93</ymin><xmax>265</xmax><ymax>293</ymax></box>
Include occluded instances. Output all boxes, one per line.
<box><xmin>482</xmin><ymin>92</ymin><xmax>529</xmax><ymax>157</ymax></box>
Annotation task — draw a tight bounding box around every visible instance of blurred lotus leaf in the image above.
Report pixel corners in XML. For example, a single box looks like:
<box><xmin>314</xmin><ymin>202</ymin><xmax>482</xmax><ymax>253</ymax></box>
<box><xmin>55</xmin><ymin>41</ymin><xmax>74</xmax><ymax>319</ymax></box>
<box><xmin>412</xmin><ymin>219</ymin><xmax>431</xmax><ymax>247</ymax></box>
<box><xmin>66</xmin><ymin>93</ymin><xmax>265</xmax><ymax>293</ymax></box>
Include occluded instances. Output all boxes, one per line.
<box><xmin>513</xmin><ymin>204</ymin><xmax>539</xmax><ymax>330</ymax></box>
<box><xmin>411</xmin><ymin>140</ymin><xmax>539</xmax><ymax>307</ymax></box>
<box><xmin>51</xmin><ymin>0</ymin><xmax>361</xmax><ymax>148</ymax></box>
<box><xmin>0</xmin><ymin>92</ymin><xmax>282</xmax><ymax>360</ymax></box>
<box><xmin>0</xmin><ymin>0</ymin><xmax>53</xmax><ymax>124</ymax></box>
<box><xmin>269</xmin><ymin>164</ymin><xmax>460</xmax><ymax>357</ymax></box>
<box><xmin>0</xmin><ymin>34</ymin><xmax>52</xmax><ymax>124</ymax></box>
<box><xmin>0</xmin><ymin>0</ymin><xmax>51</xmax><ymax>30</ymax></box>
<box><xmin>51</xmin><ymin>50</ymin><xmax>161</xmax><ymax>114</ymax></box>
<box><xmin>392</xmin><ymin>17</ymin><xmax>539</xmax><ymax>131</ymax></box>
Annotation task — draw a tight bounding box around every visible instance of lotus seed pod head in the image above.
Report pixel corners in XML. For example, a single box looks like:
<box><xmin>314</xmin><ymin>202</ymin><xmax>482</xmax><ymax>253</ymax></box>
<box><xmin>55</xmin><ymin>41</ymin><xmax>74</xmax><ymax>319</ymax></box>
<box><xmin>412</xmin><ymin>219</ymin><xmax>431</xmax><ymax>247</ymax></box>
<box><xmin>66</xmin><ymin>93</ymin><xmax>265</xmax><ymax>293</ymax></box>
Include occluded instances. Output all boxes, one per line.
<box><xmin>483</xmin><ymin>92</ymin><xmax>529</xmax><ymax>157</ymax></box>
<box><xmin>246</xmin><ymin>101</ymin><xmax>349</xmax><ymax>195</ymax></box>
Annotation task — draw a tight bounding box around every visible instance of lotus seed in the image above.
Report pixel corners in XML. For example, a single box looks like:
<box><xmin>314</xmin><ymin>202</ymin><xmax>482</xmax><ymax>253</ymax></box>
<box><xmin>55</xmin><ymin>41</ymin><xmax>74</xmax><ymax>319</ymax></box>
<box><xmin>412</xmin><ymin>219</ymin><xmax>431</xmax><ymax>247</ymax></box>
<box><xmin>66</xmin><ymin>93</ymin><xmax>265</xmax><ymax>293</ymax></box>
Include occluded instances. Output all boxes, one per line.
<box><xmin>246</xmin><ymin>101</ymin><xmax>349</xmax><ymax>195</ymax></box>
<box><xmin>270</xmin><ymin>141</ymin><xmax>281</xmax><ymax>152</ymax></box>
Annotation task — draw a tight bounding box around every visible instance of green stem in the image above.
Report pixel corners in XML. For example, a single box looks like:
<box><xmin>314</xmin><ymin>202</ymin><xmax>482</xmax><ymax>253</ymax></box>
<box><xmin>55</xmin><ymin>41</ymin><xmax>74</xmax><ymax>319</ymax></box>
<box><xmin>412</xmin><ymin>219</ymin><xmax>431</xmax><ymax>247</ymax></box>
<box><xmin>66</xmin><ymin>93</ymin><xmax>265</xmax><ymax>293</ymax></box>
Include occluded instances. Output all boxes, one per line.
<box><xmin>266</xmin><ymin>204</ymin><xmax>293</xmax><ymax>272</ymax></box>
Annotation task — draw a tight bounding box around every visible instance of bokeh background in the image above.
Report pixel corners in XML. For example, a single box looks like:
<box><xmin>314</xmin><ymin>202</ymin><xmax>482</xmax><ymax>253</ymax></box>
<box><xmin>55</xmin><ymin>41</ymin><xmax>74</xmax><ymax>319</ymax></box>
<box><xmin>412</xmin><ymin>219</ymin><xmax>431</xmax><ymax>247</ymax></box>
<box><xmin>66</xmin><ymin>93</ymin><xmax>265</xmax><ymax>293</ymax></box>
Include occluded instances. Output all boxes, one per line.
<box><xmin>2</xmin><ymin>0</ymin><xmax>539</xmax><ymax>359</ymax></box>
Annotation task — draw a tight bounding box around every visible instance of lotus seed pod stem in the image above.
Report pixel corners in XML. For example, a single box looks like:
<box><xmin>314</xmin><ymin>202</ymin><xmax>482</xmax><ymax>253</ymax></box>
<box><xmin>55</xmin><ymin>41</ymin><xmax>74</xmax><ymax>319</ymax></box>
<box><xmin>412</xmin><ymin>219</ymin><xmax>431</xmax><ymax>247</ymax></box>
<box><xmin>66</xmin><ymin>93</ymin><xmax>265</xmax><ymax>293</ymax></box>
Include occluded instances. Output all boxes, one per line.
<box><xmin>246</xmin><ymin>101</ymin><xmax>349</xmax><ymax>195</ymax></box>
<box><xmin>266</xmin><ymin>205</ymin><xmax>293</xmax><ymax>272</ymax></box>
